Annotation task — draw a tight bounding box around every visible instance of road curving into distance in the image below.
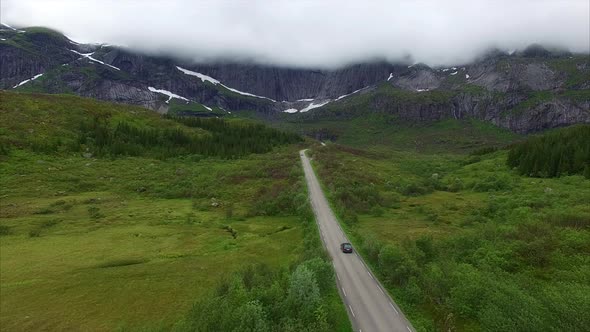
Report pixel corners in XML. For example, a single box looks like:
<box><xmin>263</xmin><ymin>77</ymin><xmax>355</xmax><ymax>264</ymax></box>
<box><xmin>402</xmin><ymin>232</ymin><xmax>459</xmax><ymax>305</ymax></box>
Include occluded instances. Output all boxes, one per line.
<box><xmin>300</xmin><ymin>149</ymin><xmax>415</xmax><ymax>332</ymax></box>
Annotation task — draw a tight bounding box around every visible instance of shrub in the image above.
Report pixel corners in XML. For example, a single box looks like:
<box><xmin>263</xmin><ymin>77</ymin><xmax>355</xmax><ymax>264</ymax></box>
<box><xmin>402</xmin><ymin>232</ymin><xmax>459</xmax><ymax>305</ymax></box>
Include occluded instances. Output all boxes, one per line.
<box><xmin>415</xmin><ymin>235</ymin><xmax>435</xmax><ymax>263</ymax></box>
<box><xmin>40</xmin><ymin>219</ymin><xmax>60</xmax><ymax>228</ymax></box>
<box><xmin>288</xmin><ymin>265</ymin><xmax>321</xmax><ymax>320</ymax></box>
<box><xmin>222</xmin><ymin>225</ymin><xmax>238</xmax><ymax>239</ymax></box>
<box><xmin>400</xmin><ymin>182</ymin><xmax>432</xmax><ymax>196</ymax></box>
<box><xmin>34</xmin><ymin>207</ymin><xmax>54</xmax><ymax>215</ymax></box>
<box><xmin>378</xmin><ymin>245</ymin><xmax>418</xmax><ymax>286</ymax></box>
<box><xmin>182</xmin><ymin>260</ymin><xmax>331</xmax><ymax>332</ymax></box>
<box><xmin>472</xmin><ymin>174</ymin><xmax>513</xmax><ymax>192</ymax></box>
<box><xmin>445</xmin><ymin>177</ymin><xmax>464</xmax><ymax>192</ymax></box>
<box><xmin>341</xmin><ymin>209</ymin><xmax>358</xmax><ymax>225</ymax></box>
<box><xmin>96</xmin><ymin>258</ymin><xmax>147</xmax><ymax>268</ymax></box>
<box><xmin>361</xmin><ymin>234</ymin><xmax>383</xmax><ymax>263</ymax></box>
<box><xmin>546</xmin><ymin>212</ymin><xmax>590</xmax><ymax>229</ymax></box>
<box><xmin>0</xmin><ymin>225</ymin><xmax>12</xmax><ymax>236</ymax></box>
<box><xmin>370</xmin><ymin>205</ymin><xmax>384</xmax><ymax>217</ymax></box>
<box><xmin>301</xmin><ymin>258</ymin><xmax>333</xmax><ymax>294</ymax></box>
<box><xmin>470</xmin><ymin>146</ymin><xmax>498</xmax><ymax>156</ymax></box>
<box><xmin>87</xmin><ymin>206</ymin><xmax>104</xmax><ymax>219</ymax></box>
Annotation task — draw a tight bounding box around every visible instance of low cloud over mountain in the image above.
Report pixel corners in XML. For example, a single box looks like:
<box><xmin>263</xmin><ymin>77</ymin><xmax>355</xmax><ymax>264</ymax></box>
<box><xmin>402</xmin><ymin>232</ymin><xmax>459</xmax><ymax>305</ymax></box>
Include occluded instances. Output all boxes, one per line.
<box><xmin>2</xmin><ymin>0</ymin><xmax>589</xmax><ymax>68</ymax></box>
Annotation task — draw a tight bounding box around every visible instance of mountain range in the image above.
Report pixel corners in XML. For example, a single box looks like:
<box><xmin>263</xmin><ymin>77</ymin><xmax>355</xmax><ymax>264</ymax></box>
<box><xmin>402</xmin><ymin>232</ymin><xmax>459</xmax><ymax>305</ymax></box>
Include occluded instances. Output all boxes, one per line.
<box><xmin>1</xmin><ymin>24</ymin><xmax>588</xmax><ymax>133</ymax></box>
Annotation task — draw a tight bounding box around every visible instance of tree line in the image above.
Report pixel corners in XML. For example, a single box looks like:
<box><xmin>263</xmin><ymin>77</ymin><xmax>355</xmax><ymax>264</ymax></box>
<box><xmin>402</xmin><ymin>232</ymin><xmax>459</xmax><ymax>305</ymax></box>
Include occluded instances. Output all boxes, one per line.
<box><xmin>507</xmin><ymin>124</ymin><xmax>590</xmax><ymax>178</ymax></box>
<box><xmin>76</xmin><ymin>115</ymin><xmax>302</xmax><ymax>159</ymax></box>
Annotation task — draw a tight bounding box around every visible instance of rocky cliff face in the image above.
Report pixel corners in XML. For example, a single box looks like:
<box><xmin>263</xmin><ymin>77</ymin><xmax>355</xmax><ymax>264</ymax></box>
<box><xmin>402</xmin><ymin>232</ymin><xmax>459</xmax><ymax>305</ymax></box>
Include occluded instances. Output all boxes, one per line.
<box><xmin>187</xmin><ymin>61</ymin><xmax>404</xmax><ymax>101</ymax></box>
<box><xmin>1</xmin><ymin>24</ymin><xmax>588</xmax><ymax>133</ymax></box>
<box><xmin>320</xmin><ymin>84</ymin><xmax>589</xmax><ymax>134</ymax></box>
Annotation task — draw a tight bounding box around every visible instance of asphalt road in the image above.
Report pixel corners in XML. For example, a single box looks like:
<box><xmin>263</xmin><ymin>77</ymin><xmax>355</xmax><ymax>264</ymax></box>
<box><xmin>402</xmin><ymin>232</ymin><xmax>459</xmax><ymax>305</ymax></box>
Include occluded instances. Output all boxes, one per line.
<box><xmin>300</xmin><ymin>150</ymin><xmax>415</xmax><ymax>332</ymax></box>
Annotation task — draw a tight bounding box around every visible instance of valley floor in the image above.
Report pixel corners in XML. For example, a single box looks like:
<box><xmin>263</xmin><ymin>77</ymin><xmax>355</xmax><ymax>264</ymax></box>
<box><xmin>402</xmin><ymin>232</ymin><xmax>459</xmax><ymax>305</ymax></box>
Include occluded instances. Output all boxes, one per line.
<box><xmin>309</xmin><ymin>140</ymin><xmax>590</xmax><ymax>331</ymax></box>
<box><xmin>0</xmin><ymin>148</ymin><xmax>308</xmax><ymax>331</ymax></box>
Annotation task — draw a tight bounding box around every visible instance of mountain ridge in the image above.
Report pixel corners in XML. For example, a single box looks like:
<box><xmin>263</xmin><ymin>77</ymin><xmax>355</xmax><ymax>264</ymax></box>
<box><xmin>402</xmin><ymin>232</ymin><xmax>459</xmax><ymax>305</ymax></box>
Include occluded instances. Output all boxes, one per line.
<box><xmin>1</xmin><ymin>24</ymin><xmax>588</xmax><ymax>133</ymax></box>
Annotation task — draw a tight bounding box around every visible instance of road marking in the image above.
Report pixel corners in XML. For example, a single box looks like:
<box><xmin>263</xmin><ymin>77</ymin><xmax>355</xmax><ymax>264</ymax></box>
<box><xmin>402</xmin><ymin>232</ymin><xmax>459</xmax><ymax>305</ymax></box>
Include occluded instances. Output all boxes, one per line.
<box><xmin>378</xmin><ymin>286</ymin><xmax>385</xmax><ymax>294</ymax></box>
<box><xmin>349</xmin><ymin>305</ymin><xmax>356</xmax><ymax>318</ymax></box>
<box><xmin>406</xmin><ymin>326</ymin><xmax>412</xmax><ymax>332</ymax></box>
<box><xmin>342</xmin><ymin>288</ymin><xmax>347</xmax><ymax>297</ymax></box>
<box><xmin>367</xmin><ymin>271</ymin><xmax>374</xmax><ymax>279</ymax></box>
<box><xmin>390</xmin><ymin>302</ymin><xmax>399</xmax><ymax>314</ymax></box>
<box><xmin>336</xmin><ymin>272</ymin><xmax>341</xmax><ymax>281</ymax></box>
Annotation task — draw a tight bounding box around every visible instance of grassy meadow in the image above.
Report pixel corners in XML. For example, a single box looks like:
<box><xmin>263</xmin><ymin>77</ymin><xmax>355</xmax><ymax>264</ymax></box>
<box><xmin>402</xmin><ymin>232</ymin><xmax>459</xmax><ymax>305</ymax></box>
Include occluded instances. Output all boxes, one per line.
<box><xmin>308</xmin><ymin>123</ymin><xmax>590</xmax><ymax>331</ymax></box>
<box><xmin>0</xmin><ymin>92</ymin><xmax>350</xmax><ymax>331</ymax></box>
<box><xmin>274</xmin><ymin>114</ymin><xmax>518</xmax><ymax>153</ymax></box>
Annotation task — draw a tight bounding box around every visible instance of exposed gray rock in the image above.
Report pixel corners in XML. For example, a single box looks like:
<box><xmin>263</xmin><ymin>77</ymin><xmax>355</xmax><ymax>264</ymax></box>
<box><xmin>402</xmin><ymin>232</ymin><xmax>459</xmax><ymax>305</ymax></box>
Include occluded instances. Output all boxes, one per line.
<box><xmin>392</xmin><ymin>69</ymin><xmax>441</xmax><ymax>91</ymax></box>
<box><xmin>523</xmin><ymin>63</ymin><xmax>558</xmax><ymax>90</ymax></box>
<box><xmin>1</xmin><ymin>26</ymin><xmax>588</xmax><ymax>134</ymax></box>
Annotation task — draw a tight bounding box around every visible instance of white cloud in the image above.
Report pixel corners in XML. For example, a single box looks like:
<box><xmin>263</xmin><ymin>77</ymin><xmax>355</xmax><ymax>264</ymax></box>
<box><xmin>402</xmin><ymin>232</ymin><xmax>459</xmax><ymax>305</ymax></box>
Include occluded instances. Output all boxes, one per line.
<box><xmin>2</xmin><ymin>0</ymin><xmax>588</xmax><ymax>68</ymax></box>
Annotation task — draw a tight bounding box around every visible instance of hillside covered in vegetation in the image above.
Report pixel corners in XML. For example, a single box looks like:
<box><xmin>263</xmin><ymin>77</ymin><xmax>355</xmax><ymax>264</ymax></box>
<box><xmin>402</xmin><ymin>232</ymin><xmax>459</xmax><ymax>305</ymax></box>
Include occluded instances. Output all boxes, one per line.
<box><xmin>309</xmin><ymin>123</ymin><xmax>590</xmax><ymax>331</ymax></box>
<box><xmin>0</xmin><ymin>91</ymin><xmax>301</xmax><ymax>159</ymax></box>
<box><xmin>0</xmin><ymin>92</ymin><xmax>348</xmax><ymax>331</ymax></box>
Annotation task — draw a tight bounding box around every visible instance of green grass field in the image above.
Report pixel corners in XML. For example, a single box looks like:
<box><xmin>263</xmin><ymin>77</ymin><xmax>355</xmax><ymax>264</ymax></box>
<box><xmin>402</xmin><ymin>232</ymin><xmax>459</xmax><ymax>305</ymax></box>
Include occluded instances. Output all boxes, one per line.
<box><xmin>0</xmin><ymin>149</ymin><xmax>307</xmax><ymax>331</ymax></box>
<box><xmin>274</xmin><ymin>114</ymin><xmax>519</xmax><ymax>153</ymax></box>
<box><xmin>0</xmin><ymin>92</ymin><xmax>351</xmax><ymax>331</ymax></box>
<box><xmin>2</xmin><ymin>88</ymin><xmax>587</xmax><ymax>331</ymax></box>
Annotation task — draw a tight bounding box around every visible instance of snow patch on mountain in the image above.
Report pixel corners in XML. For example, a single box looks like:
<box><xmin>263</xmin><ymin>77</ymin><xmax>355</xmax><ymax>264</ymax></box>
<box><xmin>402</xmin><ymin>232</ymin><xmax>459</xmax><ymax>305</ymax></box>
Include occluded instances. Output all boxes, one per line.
<box><xmin>1</xmin><ymin>23</ymin><xmax>16</xmax><ymax>30</ymax></box>
<box><xmin>70</xmin><ymin>50</ymin><xmax>120</xmax><ymax>71</ymax></box>
<box><xmin>300</xmin><ymin>100</ymin><xmax>331</xmax><ymax>113</ymax></box>
<box><xmin>284</xmin><ymin>96</ymin><xmax>337</xmax><ymax>113</ymax></box>
<box><xmin>297</xmin><ymin>98</ymin><xmax>314</xmax><ymax>102</ymax></box>
<box><xmin>387</xmin><ymin>73</ymin><xmax>394</xmax><ymax>81</ymax></box>
<box><xmin>1</xmin><ymin>23</ymin><xmax>25</xmax><ymax>33</ymax></box>
<box><xmin>13</xmin><ymin>73</ymin><xmax>44</xmax><ymax>88</ymax></box>
<box><xmin>176</xmin><ymin>66</ymin><xmax>276</xmax><ymax>102</ymax></box>
<box><xmin>336</xmin><ymin>87</ymin><xmax>366</xmax><ymax>101</ymax></box>
<box><xmin>148</xmin><ymin>87</ymin><xmax>189</xmax><ymax>103</ymax></box>
<box><xmin>450</xmin><ymin>71</ymin><xmax>458</xmax><ymax>75</ymax></box>
<box><xmin>465</xmin><ymin>74</ymin><xmax>470</xmax><ymax>79</ymax></box>
<box><xmin>176</xmin><ymin>66</ymin><xmax>220</xmax><ymax>84</ymax></box>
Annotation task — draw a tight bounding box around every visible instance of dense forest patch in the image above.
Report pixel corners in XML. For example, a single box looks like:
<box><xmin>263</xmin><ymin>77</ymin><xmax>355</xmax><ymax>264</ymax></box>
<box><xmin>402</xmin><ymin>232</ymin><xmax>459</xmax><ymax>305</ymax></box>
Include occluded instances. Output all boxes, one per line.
<box><xmin>507</xmin><ymin>125</ymin><xmax>590</xmax><ymax>178</ymax></box>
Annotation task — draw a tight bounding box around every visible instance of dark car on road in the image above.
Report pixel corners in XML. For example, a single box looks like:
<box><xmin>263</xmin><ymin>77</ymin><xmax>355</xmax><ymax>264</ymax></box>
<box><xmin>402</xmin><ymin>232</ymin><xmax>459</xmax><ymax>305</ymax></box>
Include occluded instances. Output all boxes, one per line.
<box><xmin>341</xmin><ymin>242</ymin><xmax>353</xmax><ymax>253</ymax></box>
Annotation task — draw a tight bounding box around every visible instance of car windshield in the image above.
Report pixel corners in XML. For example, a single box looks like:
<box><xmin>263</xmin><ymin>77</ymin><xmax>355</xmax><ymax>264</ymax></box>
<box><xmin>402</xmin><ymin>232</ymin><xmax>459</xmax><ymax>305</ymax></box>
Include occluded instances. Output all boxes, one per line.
<box><xmin>343</xmin><ymin>244</ymin><xmax>352</xmax><ymax>249</ymax></box>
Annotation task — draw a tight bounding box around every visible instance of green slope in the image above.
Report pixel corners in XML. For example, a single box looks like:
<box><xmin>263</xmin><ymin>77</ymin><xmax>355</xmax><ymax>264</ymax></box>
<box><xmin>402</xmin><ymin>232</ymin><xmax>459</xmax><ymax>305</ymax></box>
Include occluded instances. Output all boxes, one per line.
<box><xmin>0</xmin><ymin>92</ymin><xmax>351</xmax><ymax>332</ymax></box>
<box><xmin>308</xmin><ymin>125</ymin><xmax>590</xmax><ymax>331</ymax></box>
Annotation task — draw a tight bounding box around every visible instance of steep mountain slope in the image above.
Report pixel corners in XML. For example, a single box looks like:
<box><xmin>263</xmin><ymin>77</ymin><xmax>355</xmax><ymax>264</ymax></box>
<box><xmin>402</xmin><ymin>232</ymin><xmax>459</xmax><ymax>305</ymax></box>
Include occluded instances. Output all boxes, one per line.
<box><xmin>1</xmin><ymin>24</ymin><xmax>588</xmax><ymax>133</ymax></box>
<box><xmin>295</xmin><ymin>80</ymin><xmax>589</xmax><ymax>134</ymax></box>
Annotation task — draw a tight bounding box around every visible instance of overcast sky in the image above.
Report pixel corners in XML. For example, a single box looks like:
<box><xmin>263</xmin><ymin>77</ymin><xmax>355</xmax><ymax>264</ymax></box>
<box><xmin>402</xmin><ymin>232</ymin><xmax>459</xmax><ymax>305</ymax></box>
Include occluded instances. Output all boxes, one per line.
<box><xmin>2</xmin><ymin>0</ymin><xmax>588</xmax><ymax>68</ymax></box>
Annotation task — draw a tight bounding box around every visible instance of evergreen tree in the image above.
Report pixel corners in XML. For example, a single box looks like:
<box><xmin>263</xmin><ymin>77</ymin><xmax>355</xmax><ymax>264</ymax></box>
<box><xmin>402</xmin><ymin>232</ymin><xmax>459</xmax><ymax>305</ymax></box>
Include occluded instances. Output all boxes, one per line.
<box><xmin>507</xmin><ymin>125</ymin><xmax>590</xmax><ymax>178</ymax></box>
